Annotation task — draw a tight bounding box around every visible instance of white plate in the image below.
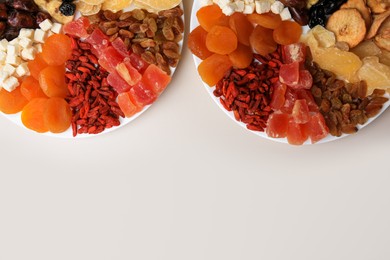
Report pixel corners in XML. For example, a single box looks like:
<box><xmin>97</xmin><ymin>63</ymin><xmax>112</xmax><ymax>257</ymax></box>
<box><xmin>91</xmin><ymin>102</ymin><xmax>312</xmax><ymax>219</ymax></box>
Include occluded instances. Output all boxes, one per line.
<box><xmin>0</xmin><ymin>2</ymin><xmax>184</xmax><ymax>138</ymax></box>
<box><xmin>190</xmin><ymin>1</ymin><xmax>390</xmax><ymax>145</ymax></box>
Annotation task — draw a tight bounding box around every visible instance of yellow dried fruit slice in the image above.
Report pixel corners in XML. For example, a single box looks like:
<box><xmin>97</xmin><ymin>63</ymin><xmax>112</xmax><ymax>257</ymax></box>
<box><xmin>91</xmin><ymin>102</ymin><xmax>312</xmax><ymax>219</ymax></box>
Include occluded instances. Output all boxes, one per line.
<box><xmin>76</xmin><ymin>1</ymin><xmax>94</xmax><ymax>14</ymax></box>
<box><xmin>326</xmin><ymin>9</ymin><xmax>366</xmax><ymax>48</ymax></box>
<box><xmin>358</xmin><ymin>56</ymin><xmax>390</xmax><ymax>93</ymax></box>
<box><xmin>102</xmin><ymin>0</ymin><xmax>133</xmax><ymax>13</ymax></box>
<box><xmin>133</xmin><ymin>0</ymin><xmax>155</xmax><ymax>12</ymax></box>
<box><xmin>341</xmin><ymin>0</ymin><xmax>372</xmax><ymax>28</ymax></box>
<box><xmin>81</xmin><ymin>0</ymin><xmax>105</xmax><ymax>5</ymax></box>
<box><xmin>76</xmin><ymin>1</ymin><xmax>102</xmax><ymax>16</ymax></box>
<box><xmin>375</xmin><ymin>17</ymin><xmax>390</xmax><ymax>51</ymax></box>
<box><xmin>135</xmin><ymin>0</ymin><xmax>181</xmax><ymax>11</ymax></box>
<box><xmin>367</xmin><ymin>0</ymin><xmax>389</xmax><ymax>14</ymax></box>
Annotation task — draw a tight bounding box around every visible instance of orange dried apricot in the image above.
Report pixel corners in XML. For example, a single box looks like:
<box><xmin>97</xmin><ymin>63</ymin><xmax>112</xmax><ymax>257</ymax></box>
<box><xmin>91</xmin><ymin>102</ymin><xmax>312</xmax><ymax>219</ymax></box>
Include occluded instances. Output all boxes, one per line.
<box><xmin>273</xmin><ymin>21</ymin><xmax>302</xmax><ymax>45</ymax></box>
<box><xmin>41</xmin><ymin>34</ymin><xmax>72</xmax><ymax>66</ymax></box>
<box><xmin>229</xmin><ymin>43</ymin><xmax>253</xmax><ymax>69</ymax></box>
<box><xmin>198</xmin><ymin>54</ymin><xmax>232</xmax><ymax>86</ymax></box>
<box><xmin>0</xmin><ymin>87</ymin><xmax>28</xmax><ymax>114</ymax></box>
<box><xmin>196</xmin><ymin>4</ymin><xmax>229</xmax><ymax>31</ymax></box>
<box><xmin>44</xmin><ymin>97</ymin><xmax>72</xmax><ymax>133</ymax></box>
<box><xmin>21</xmin><ymin>98</ymin><xmax>49</xmax><ymax>133</ymax></box>
<box><xmin>229</xmin><ymin>12</ymin><xmax>254</xmax><ymax>46</ymax></box>
<box><xmin>20</xmin><ymin>76</ymin><xmax>47</xmax><ymax>100</ymax></box>
<box><xmin>206</xmin><ymin>25</ymin><xmax>238</xmax><ymax>55</ymax></box>
<box><xmin>247</xmin><ymin>12</ymin><xmax>282</xmax><ymax>29</ymax></box>
<box><xmin>28</xmin><ymin>53</ymin><xmax>48</xmax><ymax>80</ymax></box>
<box><xmin>188</xmin><ymin>25</ymin><xmax>213</xmax><ymax>60</ymax></box>
<box><xmin>39</xmin><ymin>65</ymin><xmax>68</xmax><ymax>98</ymax></box>
<box><xmin>250</xmin><ymin>25</ymin><xmax>277</xmax><ymax>55</ymax></box>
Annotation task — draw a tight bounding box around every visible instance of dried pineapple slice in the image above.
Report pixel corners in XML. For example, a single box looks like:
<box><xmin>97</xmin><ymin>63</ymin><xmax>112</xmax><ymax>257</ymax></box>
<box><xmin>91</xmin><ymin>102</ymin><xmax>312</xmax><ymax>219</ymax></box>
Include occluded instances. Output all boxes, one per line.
<box><xmin>102</xmin><ymin>0</ymin><xmax>133</xmax><ymax>12</ymax></box>
<box><xmin>358</xmin><ymin>56</ymin><xmax>390</xmax><ymax>93</ymax></box>
<box><xmin>81</xmin><ymin>0</ymin><xmax>105</xmax><ymax>5</ymax></box>
<box><xmin>134</xmin><ymin>0</ymin><xmax>181</xmax><ymax>11</ymax></box>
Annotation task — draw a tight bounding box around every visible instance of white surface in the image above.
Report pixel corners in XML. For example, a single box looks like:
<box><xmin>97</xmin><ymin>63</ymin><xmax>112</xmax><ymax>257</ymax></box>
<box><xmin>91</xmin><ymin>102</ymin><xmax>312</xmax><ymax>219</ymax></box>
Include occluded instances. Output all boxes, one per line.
<box><xmin>0</xmin><ymin>1</ymin><xmax>390</xmax><ymax>260</ymax></box>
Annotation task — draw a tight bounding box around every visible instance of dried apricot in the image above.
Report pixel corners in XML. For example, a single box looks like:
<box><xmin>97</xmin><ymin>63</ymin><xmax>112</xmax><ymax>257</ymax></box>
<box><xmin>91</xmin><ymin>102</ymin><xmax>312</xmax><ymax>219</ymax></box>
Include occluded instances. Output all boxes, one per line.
<box><xmin>44</xmin><ymin>97</ymin><xmax>72</xmax><ymax>133</ymax></box>
<box><xmin>197</xmin><ymin>4</ymin><xmax>229</xmax><ymax>31</ymax></box>
<box><xmin>41</xmin><ymin>34</ymin><xmax>72</xmax><ymax>66</ymax></box>
<box><xmin>206</xmin><ymin>25</ymin><xmax>238</xmax><ymax>55</ymax></box>
<box><xmin>247</xmin><ymin>12</ymin><xmax>282</xmax><ymax>29</ymax></box>
<box><xmin>273</xmin><ymin>21</ymin><xmax>302</xmax><ymax>45</ymax></box>
<box><xmin>229</xmin><ymin>43</ymin><xmax>253</xmax><ymax>69</ymax></box>
<box><xmin>28</xmin><ymin>53</ymin><xmax>48</xmax><ymax>80</ymax></box>
<box><xmin>250</xmin><ymin>25</ymin><xmax>277</xmax><ymax>55</ymax></box>
<box><xmin>229</xmin><ymin>12</ymin><xmax>254</xmax><ymax>46</ymax></box>
<box><xmin>39</xmin><ymin>65</ymin><xmax>68</xmax><ymax>98</ymax></box>
<box><xmin>198</xmin><ymin>54</ymin><xmax>232</xmax><ymax>86</ymax></box>
<box><xmin>188</xmin><ymin>26</ymin><xmax>213</xmax><ymax>60</ymax></box>
<box><xmin>21</xmin><ymin>98</ymin><xmax>49</xmax><ymax>133</ymax></box>
<box><xmin>0</xmin><ymin>87</ymin><xmax>28</xmax><ymax>114</ymax></box>
<box><xmin>20</xmin><ymin>76</ymin><xmax>47</xmax><ymax>100</ymax></box>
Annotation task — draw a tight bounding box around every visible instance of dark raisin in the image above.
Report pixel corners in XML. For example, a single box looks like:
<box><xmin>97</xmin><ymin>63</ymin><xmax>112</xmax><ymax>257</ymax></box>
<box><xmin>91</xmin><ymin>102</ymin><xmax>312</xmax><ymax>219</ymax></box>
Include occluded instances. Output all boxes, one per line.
<box><xmin>59</xmin><ymin>2</ymin><xmax>75</xmax><ymax>16</ymax></box>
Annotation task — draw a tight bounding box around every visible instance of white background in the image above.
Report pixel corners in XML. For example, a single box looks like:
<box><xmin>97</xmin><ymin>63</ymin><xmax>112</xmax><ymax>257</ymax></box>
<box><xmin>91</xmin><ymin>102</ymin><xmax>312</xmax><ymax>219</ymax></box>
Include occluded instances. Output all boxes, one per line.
<box><xmin>1</xmin><ymin>1</ymin><xmax>390</xmax><ymax>259</ymax></box>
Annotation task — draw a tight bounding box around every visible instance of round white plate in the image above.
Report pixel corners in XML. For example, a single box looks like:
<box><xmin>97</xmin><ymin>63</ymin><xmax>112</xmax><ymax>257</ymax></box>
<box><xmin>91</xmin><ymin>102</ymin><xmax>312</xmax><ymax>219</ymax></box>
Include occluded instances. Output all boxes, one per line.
<box><xmin>190</xmin><ymin>1</ymin><xmax>390</xmax><ymax>145</ymax></box>
<box><xmin>0</xmin><ymin>2</ymin><xmax>184</xmax><ymax>138</ymax></box>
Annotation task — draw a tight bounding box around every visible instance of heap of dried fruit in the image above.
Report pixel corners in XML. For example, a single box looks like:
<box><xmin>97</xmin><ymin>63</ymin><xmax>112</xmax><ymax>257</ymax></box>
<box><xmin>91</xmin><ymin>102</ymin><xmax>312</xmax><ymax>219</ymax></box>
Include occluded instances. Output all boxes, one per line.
<box><xmin>307</xmin><ymin>60</ymin><xmax>389</xmax><ymax>136</ymax></box>
<box><xmin>86</xmin><ymin>7</ymin><xmax>184</xmax><ymax>75</ymax></box>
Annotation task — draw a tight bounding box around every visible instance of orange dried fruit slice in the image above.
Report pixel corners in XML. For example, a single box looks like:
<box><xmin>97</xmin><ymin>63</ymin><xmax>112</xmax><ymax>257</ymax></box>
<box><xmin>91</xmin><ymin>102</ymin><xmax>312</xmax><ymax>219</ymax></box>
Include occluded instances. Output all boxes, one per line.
<box><xmin>250</xmin><ymin>25</ymin><xmax>277</xmax><ymax>56</ymax></box>
<box><xmin>41</xmin><ymin>34</ymin><xmax>72</xmax><ymax>66</ymax></box>
<box><xmin>229</xmin><ymin>12</ymin><xmax>254</xmax><ymax>46</ymax></box>
<box><xmin>206</xmin><ymin>25</ymin><xmax>238</xmax><ymax>55</ymax></box>
<box><xmin>39</xmin><ymin>65</ymin><xmax>68</xmax><ymax>98</ymax></box>
<box><xmin>28</xmin><ymin>53</ymin><xmax>48</xmax><ymax>80</ymax></box>
<box><xmin>0</xmin><ymin>87</ymin><xmax>28</xmax><ymax>114</ymax></box>
<box><xmin>229</xmin><ymin>43</ymin><xmax>253</xmax><ymax>69</ymax></box>
<box><xmin>188</xmin><ymin>25</ymin><xmax>213</xmax><ymax>60</ymax></box>
<box><xmin>273</xmin><ymin>21</ymin><xmax>303</xmax><ymax>45</ymax></box>
<box><xmin>198</xmin><ymin>54</ymin><xmax>232</xmax><ymax>87</ymax></box>
<box><xmin>20</xmin><ymin>76</ymin><xmax>47</xmax><ymax>100</ymax></box>
<box><xmin>44</xmin><ymin>97</ymin><xmax>72</xmax><ymax>133</ymax></box>
<box><xmin>247</xmin><ymin>12</ymin><xmax>282</xmax><ymax>29</ymax></box>
<box><xmin>21</xmin><ymin>98</ymin><xmax>49</xmax><ymax>133</ymax></box>
<box><xmin>197</xmin><ymin>4</ymin><xmax>225</xmax><ymax>32</ymax></box>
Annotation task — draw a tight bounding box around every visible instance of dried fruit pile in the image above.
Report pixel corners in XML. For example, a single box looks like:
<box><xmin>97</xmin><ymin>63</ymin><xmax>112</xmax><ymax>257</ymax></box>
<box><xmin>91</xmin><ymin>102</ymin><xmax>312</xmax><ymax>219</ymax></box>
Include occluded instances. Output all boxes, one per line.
<box><xmin>189</xmin><ymin>2</ymin><xmax>390</xmax><ymax>145</ymax></box>
<box><xmin>0</xmin><ymin>1</ymin><xmax>184</xmax><ymax>137</ymax></box>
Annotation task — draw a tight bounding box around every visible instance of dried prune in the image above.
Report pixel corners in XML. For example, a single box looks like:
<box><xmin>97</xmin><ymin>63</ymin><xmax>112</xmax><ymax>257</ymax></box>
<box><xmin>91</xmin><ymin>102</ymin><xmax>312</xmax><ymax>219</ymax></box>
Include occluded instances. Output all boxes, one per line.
<box><xmin>8</xmin><ymin>10</ymin><xmax>35</xmax><ymax>28</ymax></box>
<box><xmin>0</xmin><ymin>3</ymin><xmax>7</xmax><ymax>20</ymax></box>
<box><xmin>6</xmin><ymin>0</ymin><xmax>39</xmax><ymax>12</ymax></box>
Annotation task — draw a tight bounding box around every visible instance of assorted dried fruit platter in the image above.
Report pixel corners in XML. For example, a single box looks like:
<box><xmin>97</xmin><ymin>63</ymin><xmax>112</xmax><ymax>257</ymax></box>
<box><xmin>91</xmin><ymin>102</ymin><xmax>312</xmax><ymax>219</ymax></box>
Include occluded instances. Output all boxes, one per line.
<box><xmin>0</xmin><ymin>0</ymin><xmax>184</xmax><ymax>137</ymax></box>
<box><xmin>189</xmin><ymin>0</ymin><xmax>390</xmax><ymax>145</ymax></box>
